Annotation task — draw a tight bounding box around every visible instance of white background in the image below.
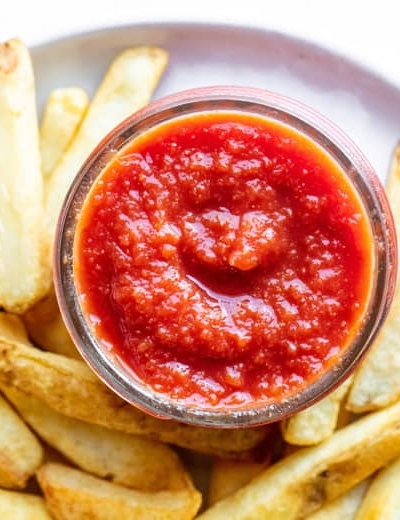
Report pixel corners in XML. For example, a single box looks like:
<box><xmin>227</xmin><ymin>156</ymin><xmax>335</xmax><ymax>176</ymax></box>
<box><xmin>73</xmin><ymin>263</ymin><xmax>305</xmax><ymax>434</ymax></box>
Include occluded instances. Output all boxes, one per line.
<box><xmin>2</xmin><ymin>0</ymin><xmax>400</xmax><ymax>87</ymax></box>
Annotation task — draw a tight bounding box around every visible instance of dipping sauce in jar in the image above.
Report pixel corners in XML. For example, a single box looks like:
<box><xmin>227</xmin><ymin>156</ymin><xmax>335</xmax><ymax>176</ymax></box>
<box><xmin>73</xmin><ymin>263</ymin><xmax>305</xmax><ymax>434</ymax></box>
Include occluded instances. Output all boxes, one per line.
<box><xmin>74</xmin><ymin>110</ymin><xmax>373</xmax><ymax>408</ymax></box>
<box><xmin>55</xmin><ymin>87</ymin><xmax>396</xmax><ymax>427</ymax></box>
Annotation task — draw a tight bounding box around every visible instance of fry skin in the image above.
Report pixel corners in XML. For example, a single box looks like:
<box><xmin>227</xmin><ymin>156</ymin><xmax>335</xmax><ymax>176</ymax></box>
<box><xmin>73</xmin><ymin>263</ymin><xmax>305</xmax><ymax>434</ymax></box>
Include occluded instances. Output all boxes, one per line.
<box><xmin>37</xmin><ymin>462</ymin><xmax>201</xmax><ymax>520</ymax></box>
<box><xmin>308</xmin><ymin>480</ymin><xmax>369</xmax><ymax>520</ymax></box>
<box><xmin>23</xmin><ymin>286</ymin><xmax>79</xmax><ymax>358</ymax></box>
<box><xmin>0</xmin><ymin>340</ymin><xmax>266</xmax><ymax>457</ymax></box>
<box><xmin>282</xmin><ymin>378</ymin><xmax>353</xmax><ymax>446</ymax></box>
<box><xmin>208</xmin><ymin>459</ymin><xmax>269</xmax><ymax>506</ymax></box>
<box><xmin>4</xmin><ymin>385</ymin><xmax>193</xmax><ymax>492</ymax></box>
<box><xmin>0</xmin><ymin>488</ymin><xmax>51</xmax><ymax>520</ymax></box>
<box><xmin>0</xmin><ymin>393</ymin><xmax>43</xmax><ymax>489</ymax></box>
<box><xmin>0</xmin><ymin>38</ymin><xmax>50</xmax><ymax>312</ymax></box>
<box><xmin>40</xmin><ymin>87</ymin><xmax>89</xmax><ymax>181</ymax></box>
<box><xmin>355</xmin><ymin>456</ymin><xmax>400</xmax><ymax>519</ymax></box>
<box><xmin>45</xmin><ymin>46</ymin><xmax>169</xmax><ymax>242</ymax></box>
<box><xmin>347</xmin><ymin>143</ymin><xmax>400</xmax><ymax>412</ymax></box>
<box><xmin>0</xmin><ymin>312</ymin><xmax>28</xmax><ymax>344</ymax></box>
<box><xmin>197</xmin><ymin>398</ymin><xmax>400</xmax><ymax>519</ymax></box>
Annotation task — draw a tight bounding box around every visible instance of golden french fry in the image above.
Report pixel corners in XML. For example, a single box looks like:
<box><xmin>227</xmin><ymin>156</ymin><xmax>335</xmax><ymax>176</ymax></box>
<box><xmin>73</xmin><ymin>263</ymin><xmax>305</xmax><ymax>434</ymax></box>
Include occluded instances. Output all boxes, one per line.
<box><xmin>347</xmin><ymin>144</ymin><xmax>400</xmax><ymax>412</ymax></box>
<box><xmin>40</xmin><ymin>87</ymin><xmax>89</xmax><ymax>181</ymax></box>
<box><xmin>308</xmin><ymin>480</ymin><xmax>369</xmax><ymax>520</ymax></box>
<box><xmin>0</xmin><ymin>312</ymin><xmax>28</xmax><ymax>343</ymax></box>
<box><xmin>0</xmin><ymin>340</ymin><xmax>266</xmax><ymax>457</ymax></box>
<box><xmin>0</xmin><ymin>38</ymin><xmax>50</xmax><ymax>313</ymax></box>
<box><xmin>37</xmin><ymin>462</ymin><xmax>201</xmax><ymax>520</ymax></box>
<box><xmin>208</xmin><ymin>459</ymin><xmax>268</xmax><ymax>506</ymax></box>
<box><xmin>0</xmin><ymin>393</ymin><xmax>43</xmax><ymax>489</ymax></box>
<box><xmin>4</xmin><ymin>385</ymin><xmax>193</xmax><ymax>492</ymax></box>
<box><xmin>44</xmin><ymin>46</ymin><xmax>169</xmax><ymax>241</ymax></box>
<box><xmin>0</xmin><ymin>488</ymin><xmax>51</xmax><ymax>520</ymax></box>
<box><xmin>354</xmin><ymin>456</ymin><xmax>400</xmax><ymax>519</ymax></box>
<box><xmin>282</xmin><ymin>378</ymin><xmax>353</xmax><ymax>446</ymax></box>
<box><xmin>23</xmin><ymin>286</ymin><xmax>79</xmax><ymax>358</ymax></box>
<box><xmin>197</xmin><ymin>398</ymin><xmax>400</xmax><ymax>519</ymax></box>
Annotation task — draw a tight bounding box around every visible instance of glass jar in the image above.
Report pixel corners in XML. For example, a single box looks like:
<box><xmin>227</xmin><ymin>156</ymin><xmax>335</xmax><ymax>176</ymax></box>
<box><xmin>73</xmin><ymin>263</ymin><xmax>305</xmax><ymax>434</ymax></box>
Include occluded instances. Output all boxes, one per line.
<box><xmin>54</xmin><ymin>86</ymin><xmax>397</xmax><ymax>428</ymax></box>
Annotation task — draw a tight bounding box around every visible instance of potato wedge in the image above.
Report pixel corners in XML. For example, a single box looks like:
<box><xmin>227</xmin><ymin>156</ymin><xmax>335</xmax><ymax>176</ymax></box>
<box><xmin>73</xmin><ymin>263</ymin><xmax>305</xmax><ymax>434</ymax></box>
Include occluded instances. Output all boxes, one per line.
<box><xmin>355</xmin><ymin>456</ymin><xmax>400</xmax><ymax>519</ymax></box>
<box><xmin>308</xmin><ymin>480</ymin><xmax>369</xmax><ymax>520</ymax></box>
<box><xmin>0</xmin><ymin>393</ymin><xmax>43</xmax><ymax>489</ymax></box>
<box><xmin>45</xmin><ymin>46</ymin><xmax>169</xmax><ymax>241</ymax></box>
<box><xmin>4</xmin><ymin>385</ymin><xmax>192</xmax><ymax>492</ymax></box>
<box><xmin>37</xmin><ymin>462</ymin><xmax>201</xmax><ymax>520</ymax></box>
<box><xmin>197</xmin><ymin>398</ymin><xmax>400</xmax><ymax>519</ymax></box>
<box><xmin>22</xmin><ymin>286</ymin><xmax>79</xmax><ymax>358</ymax></box>
<box><xmin>282</xmin><ymin>378</ymin><xmax>353</xmax><ymax>446</ymax></box>
<box><xmin>40</xmin><ymin>87</ymin><xmax>89</xmax><ymax>181</ymax></box>
<box><xmin>347</xmin><ymin>143</ymin><xmax>400</xmax><ymax>412</ymax></box>
<box><xmin>0</xmin><ymin>340</ymin><xmax>266</xmax><ymax>457</ymax></box>
<box><xmin>0</xmin><ymin>488</ymin><xmax>51</xmax><ymax>520</ymax></box>
<box><xmin>208</xmin><ymin>459</ymin><xmax>268</xmax><ymax>506</ymax></box>
<box><xmin>0</xmin><ymin>38</ymin><xmax>50</xmax><ymax>313</ymax></box>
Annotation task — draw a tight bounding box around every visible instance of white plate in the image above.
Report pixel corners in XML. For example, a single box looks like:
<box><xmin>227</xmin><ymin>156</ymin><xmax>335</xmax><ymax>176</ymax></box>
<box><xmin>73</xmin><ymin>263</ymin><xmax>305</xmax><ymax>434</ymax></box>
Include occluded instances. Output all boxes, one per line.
<box><xmin>30</xmin><ymin>21</ymin><xmax>400</xmax><ymax>501</ymax></box>
<box><xmin>32</xmin><ymin>22</ymin><xmax>400</xmax><ymax>185</ymax></box>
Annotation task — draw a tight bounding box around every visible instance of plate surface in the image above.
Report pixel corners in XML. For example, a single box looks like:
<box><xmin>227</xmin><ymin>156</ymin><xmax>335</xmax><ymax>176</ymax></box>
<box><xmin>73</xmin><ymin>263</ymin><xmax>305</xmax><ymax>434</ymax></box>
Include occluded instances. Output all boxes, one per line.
<box><xmin>32</xmin><ymin>22</ymin><xmax>400</xmax><ymax>184</ymax></box>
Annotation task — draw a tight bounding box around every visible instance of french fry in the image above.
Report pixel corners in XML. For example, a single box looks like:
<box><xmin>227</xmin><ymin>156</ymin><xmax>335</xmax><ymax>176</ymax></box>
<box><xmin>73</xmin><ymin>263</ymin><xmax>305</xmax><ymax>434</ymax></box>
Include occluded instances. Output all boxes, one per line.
<box><xmin>0</xmin><ymin>312</ymin><xmax>28</xmax><ymax>343</ymax></box>
<box><xmin>308</xmin><ymin>480</ymin><xmax>369</xmax><ymax>520</ymax></box>
<box><xmin>4</xmin><ymin>385</ymin><xmax>193</xmax><ymax>492</ymax></box>
<box><xmin>208</xmin><ymin>459</ymin><xmax>268</xmax><ymax>506</ymax></box>
<box><xmin>44</xmin><ymin>46</ymin><xmax>169</xmax><ymax>241</ymax></box>
<box><xmin>0</xmin><ymin>393</ymin><xmax>43</xmax><ymax>489</ymax></box>
<box><xmin>197</xmin><ymin>398</ymin><xmax>400</xmax><ymax>519</ymax></box>
<box><xmin>0</xmin><ymin>488</ymin><xmax>51</xmax><ymax>520</ymax></box>
<box><xmin>354</xmin><ymin>456</ymin><xmax>400</xmax><ymax>519</ymax></box>
<box><xmin>23</xmin><ymin>286</ymin><xmax>79</xmax><ymax>358</ymax></box>
<box><xmin>0</xmin><ymin>340</ymin><xmax>267</xmax><ymax>457</ymax></box>
<box><xmin>281</xmin><ymin>378</ymin><xmax>353</xmax><ymax>446</ymax></box>
<box><xmin>37</xmin><ymin>462</ymin><xmax>201</xmax><ymax>520</ymax></box>
<box><xmin>347</xmin><ymin>144</ymin><xmax>400</xmax><ymax>412</ymax></box>
<box><xmin>40</xmin><ymin>87</ymin><xmax>89</xmax><ymax>181</ymax></box>
<box><xmin>0</xmin><ymin>38</ymin><xmax>50</xmax><ymax>313</ymax></box>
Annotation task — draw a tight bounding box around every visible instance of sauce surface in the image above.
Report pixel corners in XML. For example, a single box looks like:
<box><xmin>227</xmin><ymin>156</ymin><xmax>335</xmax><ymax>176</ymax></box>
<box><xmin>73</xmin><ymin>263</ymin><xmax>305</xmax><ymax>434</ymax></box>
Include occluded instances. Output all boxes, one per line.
<box><xmin>74</xmin><ymin>111</ymin><xmax>373</xmax><ymax>408</ymax></box>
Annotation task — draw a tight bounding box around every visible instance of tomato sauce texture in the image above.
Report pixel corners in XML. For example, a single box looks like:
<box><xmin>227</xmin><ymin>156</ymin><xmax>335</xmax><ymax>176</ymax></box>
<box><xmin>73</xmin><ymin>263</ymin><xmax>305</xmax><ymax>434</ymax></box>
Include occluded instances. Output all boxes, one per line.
<box><xmin>74</xmin><ymin>112</ymin><xmax>373</xmax><ymax>408</ymax></box>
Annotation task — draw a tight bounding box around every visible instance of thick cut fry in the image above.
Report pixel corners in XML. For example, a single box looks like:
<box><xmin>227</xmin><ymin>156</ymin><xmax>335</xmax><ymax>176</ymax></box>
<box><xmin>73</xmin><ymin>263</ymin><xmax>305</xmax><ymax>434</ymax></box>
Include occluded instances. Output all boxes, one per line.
<box><xmin>37</xmin><ymin>463</ymin><xmax>201</xmax><ymax>520</ymax></box>
<box><xmin>0</xmin><ymin>38</ymin><xmax>49</xmax><ymax>313</ymax></box>
<box><xmin>282</xmin><ymin>378</ymin><xmax>353</xmax><ymax>446</ymax></box>
<box><xmin>0</xmin><ymin>488</ymin><xmax>51</xmax><ymax>520</ymax></box>
<box><xmin>0</xmin><ymin>340</ymin><xmax>266</xmax><ymax>457</ymax></box>
<box><xmin>308</xmin><ymin>480</ymin><xmax>369</xmax><ymax>519</ymax></box>
<box><xmin>0</xmin><ymin>393</ymin><xmax>43</xmax><ymax>488</ymax></box>
<box><xmin>40</xmin><ymin>87</ymin><xmax>89</xmax><ymax>181</ymax></box>
<box><xmin>23</xmin><ymin>286</ymin><xmax>79</xmax><ymax>358</ymax></box>
<box><xmin>347</xmin><ymin>144</ymin><xmax>400</xmax><ymax>412</ymax></box>
<box><xmin>208</xmin><ymin>459</ymin><xmax>268</xmax><ymax>506</ymax></box>
<box><xmin>355</xmin><ymin>456</ymin><xmax>400</xmax><ymax>519</ymax></box>
<box><xmin>45</xmin><ymin>46</ymin><xmax>169</xmax><ymax>241</ymax></box>
<box><xmin>4</xmin><ymin>385</ymin><xmax>192</xmax><ymax>492</ymax></box>
<box><xmin>197</xmin><ymin>398</ymin><xmax>400</xmax><ymax>519</ymax></box>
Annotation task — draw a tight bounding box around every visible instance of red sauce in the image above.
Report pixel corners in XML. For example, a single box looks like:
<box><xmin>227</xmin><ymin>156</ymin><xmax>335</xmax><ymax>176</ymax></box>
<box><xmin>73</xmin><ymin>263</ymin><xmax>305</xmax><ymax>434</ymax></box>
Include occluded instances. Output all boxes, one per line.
<box><xmin>74</xmin><ymin>111</ymin><xmax>373</xmax><ymax>409</ymax></box>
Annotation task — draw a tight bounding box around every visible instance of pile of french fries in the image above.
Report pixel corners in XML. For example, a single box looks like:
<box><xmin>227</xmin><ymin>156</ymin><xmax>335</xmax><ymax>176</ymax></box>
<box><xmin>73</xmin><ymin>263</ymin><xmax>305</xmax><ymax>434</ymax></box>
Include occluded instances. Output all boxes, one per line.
<box><xmin>1</xmin><ymin>35</ymin><xmax>400</xmax><ymax>519</ymax></box>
